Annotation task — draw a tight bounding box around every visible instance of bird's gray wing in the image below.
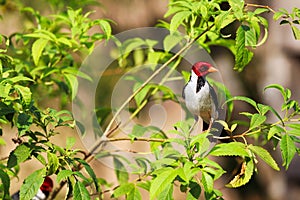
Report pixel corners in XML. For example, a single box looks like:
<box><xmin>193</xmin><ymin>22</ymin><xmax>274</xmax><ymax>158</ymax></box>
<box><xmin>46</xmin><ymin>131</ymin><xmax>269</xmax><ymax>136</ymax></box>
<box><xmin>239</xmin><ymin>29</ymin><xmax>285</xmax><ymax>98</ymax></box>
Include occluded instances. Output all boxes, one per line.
<box><xmin>208</xmin><ymin>83</ymin><xmax>218</xmax><ymax>109</ymax></box>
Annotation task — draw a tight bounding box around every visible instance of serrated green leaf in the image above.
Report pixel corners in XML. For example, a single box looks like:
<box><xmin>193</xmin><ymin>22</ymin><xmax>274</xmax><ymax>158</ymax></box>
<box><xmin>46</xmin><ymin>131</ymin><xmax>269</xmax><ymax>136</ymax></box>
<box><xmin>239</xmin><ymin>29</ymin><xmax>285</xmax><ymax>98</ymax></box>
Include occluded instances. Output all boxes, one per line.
<box><xmin>226</xmin><ymin>158</ymin><xmax>254</xmax><ymax>188</ymax></box>
<box><xmin>32</xmin><ymin>38</ymin><xmax>48</xmax><ymax>66</ymax></box>
<box><xmin>210</xmin><ymin>142</ymin><xmax>249</xmax><ymax>157</ymax></box>
<box><xmin>280</xmin><ymin>134</ymin><xmax>296</xmax><ymax>169</ymax></box>
<box><xmin>248</xmin><ymin>145</ymin><xmax>280</xmax><ymax>171</ymax></box>
<box><xmin>249</xmin><ymin>114</ymin><xmax>266</xmax><ymax>130</ymax></box>
<box><xmin>20</xmin><ymin>168</ymin><xmax>46</xmax><ymax>200</ymax></box>
<box><xmin>170</xmin><ymin>11</ymin><xmax>192</xmax><ymax>33</ymax></box>
<box><xmin>0</xmin><ymin>168</ymin><xmax>10</xmax><ymax>198</ymax></box>
<box><xmin>7</xmin><ymin>144</ymin><xmax>32</xmax><ymax>168</ymax></box>
<box><xmin>73</xmin><ymin>181</ymin><xmax>91</xmax><ymax>200</ymax></box>
<box><xmin>57</xmin><ymin>170</ymin><xmax>74</xmax><ymax>183</ymax></box>
<box><xmin>234</xmin><ymin>25</ymin><xmax>254</xmax><ymax>71</ymax></box>
<box><xmin>47</xmin><ymin>152</ymin><xmax>59</xmax><ymax>175</ymax></box>
<box><xmin>150</xmin><ymin>168</ymin><xmax>179</xmax><ymax>200</ymax></box>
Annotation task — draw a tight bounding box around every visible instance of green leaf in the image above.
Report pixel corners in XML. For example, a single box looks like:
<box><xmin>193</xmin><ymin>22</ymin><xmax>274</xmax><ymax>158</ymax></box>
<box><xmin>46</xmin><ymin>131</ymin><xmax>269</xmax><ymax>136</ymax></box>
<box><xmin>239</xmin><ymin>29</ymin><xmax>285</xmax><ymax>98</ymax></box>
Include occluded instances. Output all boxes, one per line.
<box><xmin>66</xmin><ymin>137</ymin><xmax>76</xmax><ymax>149</ymax></box>
<box><xmin>249</xmin><ymin>114</ymin><xmax>266</xmax><ymax>130</ymax></box>
<box><xmin>77</xmin><ymin>159</ymin><xmax>99</xmax><ymax>192</ymax></box>
<box><xmin>268</xmin><ymin>126</ymin><xmax>284</xmax><ymax>140</ymax></box>
<box><xmin>215</xmin><ymin>10</ymin><xmax>235</xmax><ymax>30</ymax></box>
<box><xmin>210</xmin><ymin>142</ymin><xmax>249</xmax><ymax>157</ymax></box>
<box><xmin>228</xmin><ymin>0</ymin><xmax>244</xmax><ymax>20</ymax></box>
<box><xmin>47</xmin><ymin>152</ymin><xmax>59</xmax><ymax>175</ymax></box>
<box><xmin>14</xmin><ymin>85</ymin><xmax>32</xmax><ymax>105</ymax></box>
<box><xmin>248</xmin><ymin>145</ymin><xmax>280</xmax><ymax>171</ymax></box>
<box><xmin>264</xmin><ymin>84</ymin><xmax>290</xmax><ymax>102</ymax></box>
<box><xmin>170</xmin><ymin>11</ymin><xmax>191</xmax><ymax>33</ymax></box>
<box><xmin>7</xmin><ymin>144</ymin><xmax>32</xmax><ymax>168</ymax></box>
<box><xmin>64</xmin><ymin>73</ymin><xmax>78</xmax><ymax>99</ymax></box>
<box><xmin>234</xmin><ymin>25</ymin><xmax>254</xmax><ymax>71</ymax></box>
<box><xmin>226</xmin><ymin>158</ymin><xmax>254</xmax><ymax>188</ymax></box>
<box><xmin>57</xmin><ymin>170</ymin><xmax>74</xmax><ymax>183</ymax></box>
<box><xmin>113</xmin><ymin>183</ymin><xmax>135</xmax><ymax>198</ymax></box>
<box><xmin>163</xmin><ymin>33</ymin><xmax>183</xmax><ymax>52</ymax></box>
<box><xmin>150</xmin><ymin>168</ymin><xmax>179</xmax><ymax>200</ymax></box>
<box><xmin>157</xmin><ymin>184</ymin><xmax>173</xmax><ymax>200</ymax></box>
<box><xmin>113</xmin><ymin>157</ymin><xmax>129</xmax><ymax>184</ymax></box>
<box><xmin>0</xmin><ymin>168</ymin><xmax>10</xmax><ymax>198</ymax></box>
<box><xmin>273</xmin><ymin>11</ymin><xmax>285</xmax><ymax>21</ymax></box>
<box><xmin>187</xmin><ymin>181</ymin><xmax>201</xmax><ymax>200</ymax></box>
<box><xmin>291</xmin><ymin>25</ymin><xmax>300</xmax><ymax>40</ymax></box>
<box><xmin>128</xmin><ymin>124</ymin><xmax>148</xmax><ymax>140</ymax></box>
<box><xmin>99</xmin><ymin>19</ymin><xmax>112</xmax><ymax>39</ymax></box>
<box><xmin>190</xmin><ymin>132</ymin><xmax>210</xmax><ymax>156</ymax></box>
<box><xmin>20</xmin><ymin>168</ymin><xmax>46</xmax><ymax>200</ymax></box>
<box><xmin>73</xmin><ymin>181</ymin><xmax>91</xmax><ymax>200</ymax></box>
<box><xmin>280</xmin><ymin>134</ymin><xmax>297</xmax><ymax>169</ymax></box>
<box><xmin>133</xmin><ymin>82</ymin><xmax>151</xmax><ymax>107</ymax></box>
<box><xmin>201</xmin><ymin>171</ymin><xmax>213</xmax><ymax>193</ymax></box>
<box><xmin>254</xmin><ymin>8</ymin><xmax>270</xmax><ymax>15</ymax></box>
<box><xmin>32</xmin><ymin>38</ymin><xmax>48</xmax><ymax>66</ymax></box>
<box><xmin>128</xmin><ymin>186</ymin><xmax>142</xmax><ymax>200</ymax></box>
<box><xmin>225</xmin><ymin>96</ymin><xmax>258</xmax><ymax>111</ymax></box>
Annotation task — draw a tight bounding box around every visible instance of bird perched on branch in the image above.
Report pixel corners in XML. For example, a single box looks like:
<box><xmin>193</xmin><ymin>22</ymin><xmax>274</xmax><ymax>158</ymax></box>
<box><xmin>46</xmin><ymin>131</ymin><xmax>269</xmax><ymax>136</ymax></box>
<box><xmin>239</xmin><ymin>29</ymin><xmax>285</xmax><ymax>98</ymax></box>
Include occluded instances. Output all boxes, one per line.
<box><xmin>183</xmin><ymin>61</ymin><xmax>220</xmax><ymax>132</ymax></box>
<box><xmin>11</xmin><ymin>176</ymin><xmax>53</xmax><ymax>200</ymax></box>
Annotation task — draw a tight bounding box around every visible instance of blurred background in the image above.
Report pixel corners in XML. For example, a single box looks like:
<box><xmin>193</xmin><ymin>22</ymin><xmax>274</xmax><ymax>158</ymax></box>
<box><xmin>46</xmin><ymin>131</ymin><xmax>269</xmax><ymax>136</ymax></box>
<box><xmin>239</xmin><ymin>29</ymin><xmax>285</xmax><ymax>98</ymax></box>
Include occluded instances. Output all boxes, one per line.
<box><xmin>1</xmin><ymin>0</ymin><xmax>300</xmax><ymax>199</ymax></box>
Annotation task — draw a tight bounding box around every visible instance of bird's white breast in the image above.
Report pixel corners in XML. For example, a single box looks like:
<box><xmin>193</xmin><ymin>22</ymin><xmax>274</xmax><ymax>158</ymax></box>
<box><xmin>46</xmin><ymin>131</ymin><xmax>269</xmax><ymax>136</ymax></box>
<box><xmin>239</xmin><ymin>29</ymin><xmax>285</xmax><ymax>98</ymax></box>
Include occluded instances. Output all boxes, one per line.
<box><xmin>183</xmin><ymin>73</ymin><xmax>217</xmax><ymax>123</ymax></box>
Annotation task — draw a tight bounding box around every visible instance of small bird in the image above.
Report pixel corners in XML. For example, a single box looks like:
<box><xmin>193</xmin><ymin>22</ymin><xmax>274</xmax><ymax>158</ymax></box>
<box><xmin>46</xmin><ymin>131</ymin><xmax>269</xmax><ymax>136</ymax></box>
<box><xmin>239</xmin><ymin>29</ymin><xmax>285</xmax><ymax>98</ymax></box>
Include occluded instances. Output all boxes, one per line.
<box><xmin>11</xmin><ymin>176</ymin><xmax>53</xmax><ymax>200</ymax></box>
<box><xmin>182</xmin><ymin>61</ymin><xmax>219</xmax><ymax>131</ymax></box>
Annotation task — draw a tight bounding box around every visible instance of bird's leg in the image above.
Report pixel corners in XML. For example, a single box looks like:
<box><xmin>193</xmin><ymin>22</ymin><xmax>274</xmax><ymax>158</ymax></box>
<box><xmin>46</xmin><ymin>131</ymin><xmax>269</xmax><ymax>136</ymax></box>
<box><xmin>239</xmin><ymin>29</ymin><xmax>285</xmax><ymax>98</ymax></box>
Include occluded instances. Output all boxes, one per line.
<box><xmin>208</xmin><ymin>118</ymin><xmax>214</xmax><ymax>131</ymax></box>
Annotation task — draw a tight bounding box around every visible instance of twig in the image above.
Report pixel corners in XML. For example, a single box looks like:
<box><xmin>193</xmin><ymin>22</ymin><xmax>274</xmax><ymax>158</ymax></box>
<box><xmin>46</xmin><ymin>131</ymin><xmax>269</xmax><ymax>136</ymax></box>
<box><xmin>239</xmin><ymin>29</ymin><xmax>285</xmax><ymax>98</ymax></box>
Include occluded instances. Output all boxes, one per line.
<box><xmin>245</xmin><ymin>3</ymin><xmax>276</xmax><ymax>14</ymax></box>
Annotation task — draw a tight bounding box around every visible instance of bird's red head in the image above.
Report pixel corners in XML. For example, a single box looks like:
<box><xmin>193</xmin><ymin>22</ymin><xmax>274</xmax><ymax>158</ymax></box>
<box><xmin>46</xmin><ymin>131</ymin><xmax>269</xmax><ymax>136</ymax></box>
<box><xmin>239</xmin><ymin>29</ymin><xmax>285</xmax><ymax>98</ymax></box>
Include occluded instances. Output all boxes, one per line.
<box><xmin>40</xmin><ymin>176</ymin><xmax>53</xmax><ymax>193</ymax></box>
<box><xmin>192</xmin><ymin>61</ymin><xmax>218</xmax><ymax>77</ymax></box>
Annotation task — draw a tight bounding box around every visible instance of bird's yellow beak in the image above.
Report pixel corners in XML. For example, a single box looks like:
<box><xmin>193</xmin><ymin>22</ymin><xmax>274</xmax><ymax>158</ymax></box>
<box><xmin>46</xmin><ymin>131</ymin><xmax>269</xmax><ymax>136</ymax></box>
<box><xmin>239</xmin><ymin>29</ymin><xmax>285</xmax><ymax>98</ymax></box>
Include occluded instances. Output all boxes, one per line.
<box><xmin>208</xmin><ymin>66</ymin><xmax>218</xmax><ymax>73</ymax></box>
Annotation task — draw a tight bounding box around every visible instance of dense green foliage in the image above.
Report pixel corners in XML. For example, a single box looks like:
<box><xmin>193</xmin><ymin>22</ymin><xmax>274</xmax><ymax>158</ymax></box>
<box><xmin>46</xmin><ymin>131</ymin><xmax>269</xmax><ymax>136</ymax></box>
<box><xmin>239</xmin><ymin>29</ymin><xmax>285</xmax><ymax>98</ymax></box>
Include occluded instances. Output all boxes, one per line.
<box><xmin>0</xmin><ymin>0</ymin><xmax>300</xmax><ymax>199</ymax></box>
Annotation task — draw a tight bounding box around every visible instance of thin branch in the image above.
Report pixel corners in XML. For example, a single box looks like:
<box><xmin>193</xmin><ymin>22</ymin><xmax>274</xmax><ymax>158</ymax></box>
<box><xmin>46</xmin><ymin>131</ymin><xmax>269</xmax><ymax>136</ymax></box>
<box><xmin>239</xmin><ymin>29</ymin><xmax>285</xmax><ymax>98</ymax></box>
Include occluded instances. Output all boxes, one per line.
<box><xmin>245</xmin><ymin>3</ymin><xmax>276</xmax><ymax>14</ymax></box>
<box><xmin>106</xmin><ymin>137</ymin><xmax>166</xmax><ymax>143</ymax></box>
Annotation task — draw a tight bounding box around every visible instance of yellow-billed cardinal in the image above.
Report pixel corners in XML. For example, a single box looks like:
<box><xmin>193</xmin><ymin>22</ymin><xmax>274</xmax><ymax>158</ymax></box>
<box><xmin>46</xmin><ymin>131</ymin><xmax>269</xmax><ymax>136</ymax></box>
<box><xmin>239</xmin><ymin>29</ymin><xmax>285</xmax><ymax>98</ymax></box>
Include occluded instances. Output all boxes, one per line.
<box><xmin>11</xmin><ymin>176</ymin><xmax>53</xmax><ymax>200</ymax></box>
<box><xmin>183</xmin><ymin>61</ymin><xmax>219</xmax><ymax>131</ymax></box>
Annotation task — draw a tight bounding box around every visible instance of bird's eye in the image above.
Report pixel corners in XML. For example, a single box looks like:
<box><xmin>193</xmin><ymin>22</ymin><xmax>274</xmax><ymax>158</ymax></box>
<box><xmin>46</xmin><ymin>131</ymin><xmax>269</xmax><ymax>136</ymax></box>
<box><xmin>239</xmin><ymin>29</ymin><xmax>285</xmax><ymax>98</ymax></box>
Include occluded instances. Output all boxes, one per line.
<box><xmin>200</xmin><ymin>65</ymin><xmax>208</xmax><ymax>72</ymax></box>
